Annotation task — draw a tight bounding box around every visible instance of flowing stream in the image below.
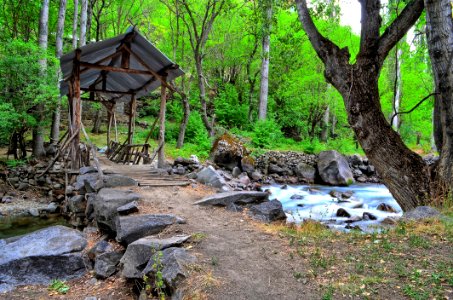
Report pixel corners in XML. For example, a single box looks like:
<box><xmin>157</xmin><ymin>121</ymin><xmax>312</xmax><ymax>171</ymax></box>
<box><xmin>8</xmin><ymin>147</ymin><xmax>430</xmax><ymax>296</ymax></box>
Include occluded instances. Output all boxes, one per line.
<box><xmin>265</xmin><ymin>184</ymin><xmax>402</xmax><ymax>232</ymax></box>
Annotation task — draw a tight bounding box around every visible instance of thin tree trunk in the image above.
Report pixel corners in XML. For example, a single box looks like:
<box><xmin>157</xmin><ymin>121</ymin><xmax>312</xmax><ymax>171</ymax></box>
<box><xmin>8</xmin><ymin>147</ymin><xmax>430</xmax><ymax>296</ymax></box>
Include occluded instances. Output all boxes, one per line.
<box><xmin>195</xmin><ymin>54</ymin><xmax>213</xmax><ymax>136</ymax></box>
<box><xmin>425</xmin><ymin>0</ymin><xmax>453</xmax><ymax>195</ymax></box>
<box><xmin>33</xmin><ymin>0</ymin><xmax>49</xmax><ymax>159</ymax></box>
<box><xmin>91</xmin><ymin>108</ymin><xmax>102</xmax><ymax>133</ymax></box>
<box><xmin>51</xmin><ymin>0</ymin><xmax>67</xmax><ymax>145</ymax></box>
<box><xmin>86</xmin><ymin>0</ymin><xmax>93</xmax><ymax>42</ymax></box>
<box><xmin>80</xmin><ymin>0</ymin><xmax>88</xmax><ymax>46</ymax></box>
<box><xmin>392</xmin><ymin>48</ymin><xmax>403</xmax><ymax>130</ymax></box>
<box><xmin>72</xmin><ymin>0</ymin><xmax>79</xmax><ymax>49</ymax></box>
<box><xmin>158</xmin><ymin>83</ymin><xmax>167</xmax><ymax>168</ymax></box>
<box><xmin>320</xmin><ymin>105</ymin><xmax>330</xmax><ymax>142</ymax></box>
<box><xmin>177</xmin><ymin>94</ymin><xmax>190</xmax><ymax>148</ymax></box>
<box><xmin>330</xmin><ymin>114</ymin><xmax>337</xmax><ymax>138</ymax></box>
<box><xmin>258</xmin><ymin>1</ymin><xmax>272</xmax><ymax>120</ymax></box>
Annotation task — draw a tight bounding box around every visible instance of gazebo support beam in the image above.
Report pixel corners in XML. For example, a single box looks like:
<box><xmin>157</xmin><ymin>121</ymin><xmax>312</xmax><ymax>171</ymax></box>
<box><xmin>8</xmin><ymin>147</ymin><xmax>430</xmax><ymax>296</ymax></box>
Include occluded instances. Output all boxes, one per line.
<box><xmin>128</xmin><ymin>94</ymin><xmax>136</xmax><ymax>145</ymax></box>
<box><xmin>70</xmin><ymin>49</ymin><xmax>82</xmax><ymax>170</ymax></box>
<box><xmin>79</xmin><ymin>62</ymin><xmax>153</xmax><ymax>75</ymax></box>
<box><xmin>158</xmin><ymin>77</ymin><xmax>167</xmax><ymax>168</ymax></box>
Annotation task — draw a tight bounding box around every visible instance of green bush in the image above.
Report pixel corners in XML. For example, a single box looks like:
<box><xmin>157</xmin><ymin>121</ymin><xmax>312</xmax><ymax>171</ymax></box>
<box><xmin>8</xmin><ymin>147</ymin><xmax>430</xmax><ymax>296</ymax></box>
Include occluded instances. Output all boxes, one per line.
<box><xmin>214</xmin><ymin>84</ymin><xmax>249</xmax><ymax>129</ymax></box>
<box><xmin>252</xmin><ymin>119</ymin><xmax>283</xmax><ymax>148</ymax></box>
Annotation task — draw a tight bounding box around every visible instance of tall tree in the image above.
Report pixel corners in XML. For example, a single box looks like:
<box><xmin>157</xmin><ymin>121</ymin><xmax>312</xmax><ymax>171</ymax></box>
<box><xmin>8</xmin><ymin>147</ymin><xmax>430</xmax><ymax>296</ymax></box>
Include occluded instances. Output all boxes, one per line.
<box><xmin>72</xmin><ymin>0</ymin><xmax>79</xmax><ymax>48</ymax></box>
<box><xmin>424</xmin><ymin>0</ymin><xmax>453</xmax><ymax>196</ymax></box>
<box><xmin>295</xmin><ymin>0</ymin><xmax>430</xmax><ymax>210</ymax></box>
<box><xmin>80</xmin><ymin>0</ymin><xmax>88</xmax><ymax>46</ymax></box>
<box><xmin>33</xmin><ymin>0</ymin><xmax>50</xmax><ymax>159</ymax></box>
<box><xmin>50</xmin><ymin>0</ymin><xmax>68</xmax><ymax>144</ymax></box>
<box><xmin>178</xmin><ymin>0</ymin><xmax>227</xmax><ymax>136</ymax></box>
<box><xmin>258</xmin><ymin>0</ymin><xmax>273</xmax><ymax>120</ymax></box>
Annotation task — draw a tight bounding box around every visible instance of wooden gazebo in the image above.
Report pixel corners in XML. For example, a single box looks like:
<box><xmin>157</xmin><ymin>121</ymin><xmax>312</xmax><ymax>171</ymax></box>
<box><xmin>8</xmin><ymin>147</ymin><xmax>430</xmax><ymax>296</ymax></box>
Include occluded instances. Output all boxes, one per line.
<box><xmin>59</xmin><ymin>27</ymin><xmax>184</xmax><ymax>170</ymax></box>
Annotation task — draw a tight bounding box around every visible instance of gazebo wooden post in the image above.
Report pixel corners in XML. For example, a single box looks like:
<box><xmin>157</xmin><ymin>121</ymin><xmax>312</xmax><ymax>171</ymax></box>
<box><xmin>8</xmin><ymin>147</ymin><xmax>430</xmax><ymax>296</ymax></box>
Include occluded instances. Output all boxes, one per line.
<box><xmin>158</xmin><ymin>77</ymin><xmax>167</xmax><ymax>168</ymax></box>
<box><xmin>70</xmin><ymin>49</ymin><xmax>82</xmax><ymax>170</ymax></box>
<box><xmin>128</xmin><ymin>94</ymin><xmax>136</xmax><ymax>145</ymax></box>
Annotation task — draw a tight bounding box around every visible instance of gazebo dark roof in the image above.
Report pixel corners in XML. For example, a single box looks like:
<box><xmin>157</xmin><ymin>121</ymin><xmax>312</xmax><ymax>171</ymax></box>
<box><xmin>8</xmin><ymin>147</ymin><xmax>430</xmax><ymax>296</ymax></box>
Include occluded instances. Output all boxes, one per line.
<box><xmin>60</xmin><ymin>27</ymin><xmax>184</xmax><ymax>102</ymax></box>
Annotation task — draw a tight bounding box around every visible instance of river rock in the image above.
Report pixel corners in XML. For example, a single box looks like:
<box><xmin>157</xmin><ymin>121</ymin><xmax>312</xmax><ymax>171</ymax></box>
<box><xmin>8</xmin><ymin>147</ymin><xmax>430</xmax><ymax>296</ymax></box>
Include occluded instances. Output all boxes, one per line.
<box><xmin>362</xmin><ymin>212</ymin><xmax>377</xmax><ymax>220</ymax></box>
<box><xmin>194</xmin><ymin>191</ymin><xmax>269</xmax><ymax>207</ymax></box>
<box><xmin>336</xmin><ymin>208</ymin><xmax>351</xmax><ymax>218</ymax></box>
<box><xmin>294</xmin><ymin>162</ymin><xmax>316</xmax><ymax>183</ymax></box>
<box><xmin>376</xmin><ymin>203</ymin><xmax>397</xmax><ymax>213</ymax></box>
<box><xmin>121</xmin><ymin>235</ymin><xmax>190</xmax><ymax>279</ymax></box>
<box><xmin>210</xmin><ymin>133</ymin><xmax>248</xmax><ymax>170</ymax></box>
<box><xmin>0</xmin><ymin>225</ymin><xmax>87</xmax><ymax>292</ymax></box>
<box><xmin>268</xmin><ymin>164</ymin><xmax>285</xmax><ymax>175</ymax></box>
<box><xmin>142</xmin><ymin>247</ymin><xmax>196</xmax><ymax>293</ymax></box>
<box><xmin>196</xmin><ymin>166</ymin><xmax>226</xmax><ymax>188</ymax></box>
<box><xmin>248</xmin><ymin>200</ymin><xmax>286</xmax><ymax>223</ymax></box>
<box><xmin>402</xmin><ymin>206</ymin><xmax>441</xmax><ymax>220</ymax></box>
<box><xmin>317</xmin><ymin>151</ymin><xmax>354</xmax><ymax>186</ymax></box>
<box><xmin>95</xmin><ymin>252</ymin><xmax>124</xmax><ymax>279</ymax></box>
<box><xmin>93</xmin><ymin>188</ymin><xmax>141</xmax><ymax>233</ymax></box>
<box><xmin>116</xmin><ymin>214</ymin><xmax>186</xmax><ymax>245</ymax></box>
<box><xmin>117</xmin><ymin>201</ymin><xmax>139</xmax><ymax>215</ymax></box>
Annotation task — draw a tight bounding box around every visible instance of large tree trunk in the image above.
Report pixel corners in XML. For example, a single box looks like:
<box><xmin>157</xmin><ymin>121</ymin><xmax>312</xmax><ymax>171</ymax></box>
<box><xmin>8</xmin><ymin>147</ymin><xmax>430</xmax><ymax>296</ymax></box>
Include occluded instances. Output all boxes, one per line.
<box><xmin>33</xmin><ymin>0</ymin><xmax>50</xmax><ymax>159</ymax></box>
<box><xmin>258</xmin><ymin>0</ymin><xmax>272</xmax><ymax>120</ymax></box>
<box><xmin>80</xmin><ymin>0</ymin><xmax>88</xmax><ymax>46</ymax></box>
<box><xmin>50</xmin><ymin>0</ymin><xmax>67</xmax><ymax>145</ymax></box>
<box><xmin>424</xmin><ymin>0</ymin><xmax>453</xmax><ymax>196</ymax></box>
<box><xmin>177</xmin><ymin>94</ymin><xmax>190</xmax><ymax>148</ymax></box>
<box><xmin>295</xmin><ymin>0</ymin><xmax>430</xmax><ymax>211</ymax></box>
<box><xmin>72</xmin><ymin>0</ymin><xmax>79</xmax><ymax>49</ymax></box>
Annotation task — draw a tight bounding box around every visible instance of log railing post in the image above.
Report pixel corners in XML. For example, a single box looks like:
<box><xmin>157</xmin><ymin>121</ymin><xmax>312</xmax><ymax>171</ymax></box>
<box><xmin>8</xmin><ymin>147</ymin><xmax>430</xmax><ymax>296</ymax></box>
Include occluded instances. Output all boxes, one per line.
<box><xmin>70</xmin><ymin>49</ymin><xmax>82</xmax><ymax>170</ymax></box>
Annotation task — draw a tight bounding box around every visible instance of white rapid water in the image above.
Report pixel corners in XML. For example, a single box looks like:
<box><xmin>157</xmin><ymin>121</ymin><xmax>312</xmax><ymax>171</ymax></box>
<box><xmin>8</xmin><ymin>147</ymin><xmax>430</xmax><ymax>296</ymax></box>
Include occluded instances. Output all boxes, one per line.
<box><xmin>264</xmin><ymin>184</ymin><xmax>403</xmax><ymax>232</ymax></box>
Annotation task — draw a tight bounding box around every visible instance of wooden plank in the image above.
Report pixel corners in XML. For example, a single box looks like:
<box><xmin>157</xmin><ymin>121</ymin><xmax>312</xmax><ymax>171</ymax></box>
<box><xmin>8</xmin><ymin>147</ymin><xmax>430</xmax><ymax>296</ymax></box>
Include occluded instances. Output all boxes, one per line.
<box><xmin>81</xmin><ymin>87</ymin><xmax>133</xmax><ymax>95</ymax></box>
<box><xmin>79</xmin><ymin>62</ymin><xmax>153</xmax><ymax>75</ymax></box>
<box><xmin>139</xmin><ymin>182</ymin><xmax>190</xmax><ymax>187</ymax></box>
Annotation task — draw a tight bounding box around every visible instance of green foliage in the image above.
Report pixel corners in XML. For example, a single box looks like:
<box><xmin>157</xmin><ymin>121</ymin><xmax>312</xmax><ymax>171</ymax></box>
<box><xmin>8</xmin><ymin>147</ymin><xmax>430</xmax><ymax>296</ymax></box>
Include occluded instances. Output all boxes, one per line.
<box><xmin>184</xmin><ymin>111</ymin><xmax>212</xmax><ymax>156</ymax></box>
<box><xmin>214</xmin><ymin>84</ymin><xmax>249</xmax><ymax>129</ymax></box>
<box><xmin>48</xmin><ymin>279</ymin><xmax>69</xmax><ymax>294</ymax></box>
<box><xmin>252</xmin><ymin>119</ymin><xmax>283</xmax><ymax>148</ymax></box>
<box><xmin>143</xmin><ymin>249</ymin><xmax>166</xmax><ymax>300</ymax></box>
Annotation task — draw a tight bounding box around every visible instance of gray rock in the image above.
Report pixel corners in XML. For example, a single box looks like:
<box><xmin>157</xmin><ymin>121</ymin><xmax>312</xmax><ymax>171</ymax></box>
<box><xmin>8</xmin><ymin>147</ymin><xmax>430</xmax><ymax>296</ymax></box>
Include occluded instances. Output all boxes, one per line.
<box><xmin>376</xmin><ymin>203</ymin><xmax>397</xmax><ymax>213</ymax></box>
<box><xmin>349</xmin><ymin>154</ymin><xmax>363</xmax><ymax>167</ymax></box>
<box><xmin>194</xmin><ymin>191</ymin><xmax>268</xmax><ymax>207</ymax></box>
<box><xmin>317</xmin><ymin>150</ymin><xmax>354</xmax><ymax>186</ymax></box>
<box><xmin>93</xmin><ymin>188</ymin><xmax>141</xmax><ymax>233</ymax></box>
<box><xmin>362</xmin><ymin>212</ymin><xmax>377</xmax><ymax>220</ymax></box>
<box><xmin>336</xmin><ymin>208</ymin><xmax>351</xmax><ymax>218</ymax></box>
<box><xmin>248</xmin><ymin>200</ymin><xmax>286</xmax><ymax>223</ymax></box>
<box><xmin>294</xmin><ymin>162</ymin><xmax>316</xmax><ymax>183</ymax></box>
<box><xmin>116</xmin><ymin>214</ymin><xmax>185</xmax><ymax>245</ymax></box>
<box><xmin>1</xmin><ymin>196</ymin><xmax>13</xmax><ymax>204</ymax></box>
<box><xmin>186</xmin><ymin>172</ymin><xmax>197</xmax><ymax>180</ymax></box>
<box><xmin>69</xmin><ymin>195</ymin><xmax>86</xmax><ymax>214</ymax></box>
<box><xmin>95</xmin><ymin>252</ymin><xmax>123</xmax><ymax>279</ymax></box>
<box><xmin>80</xmin><ymin>166</ymin><xmax>98</xmax><ymax>175</ymax></box>
<box><xmin>46</xmin><ymin>202</ymin><xmax>59</xmax><ymax>213</ymax></box>
<box><xmin>121</xmin><ymin>235</ymin><xmax>190</xmax><ymax>279</ymax></box>
<box><xmin>18</xmin><ymin>182</ymin><xmax>29</xmax><ymax>191</ymax></box>
<box><xmin>96</xmin><ymin>175</ymin><xmax>138</xmax><ymax>190</ymax></box>
<box><xmin>8</xmin><ymin>177</ymin><xmax>19</xmax><ymax>185</ymax></box>
<box><xmin>87</xmin><ymin>240</ymin><xmax>114</xmax><ymax>261</ymax></box>
<box><xmin>117</xmin><ymin>201</ymin><xmax>139</xmax><ymax>215</ymax></box>
<box><xmin>403</xmin><ymin>206</ymin><xmax>441</xmax><ymax>220</ymax></box>
<box><xmin>268</xmin><ymin>164</ymin><xmax>285</xmax><ymax>175</ymax></box>
<box><xmin>232</xmin><ymin>167</ymin><xmax>241</xmax><ymax>178</ymax></box>
<box><xmin>142</xmin><ymin>247</ymin><xmax>196</xmax><ymax>292</ymax></box>
<box><xmin>0</xmin><ymin>226</ymin><xmax>87</xmax><ymax>292</ymax></box>
<box><xmin>28</xmin><ymin>208</ymin><xmax>40</xmax><ymax>217</ymax></box>
<box><xmin>74</xmin><ymin>173</ymin><xmax>99</xmax><ymax>193</ymax></box>
<box><xmin>250</xmin><ymin>171</ymin><xmax>263</xmax><ymax>181</ymax></box>
<box><xmin>238</xmin><ymin>173</ymin><xmax>251</xmax><ymax>186</ymax></box>
<box><xmin>196</xmin><ymin>166</ymin><xmax>226</xmax><ymax>188</ymax></box>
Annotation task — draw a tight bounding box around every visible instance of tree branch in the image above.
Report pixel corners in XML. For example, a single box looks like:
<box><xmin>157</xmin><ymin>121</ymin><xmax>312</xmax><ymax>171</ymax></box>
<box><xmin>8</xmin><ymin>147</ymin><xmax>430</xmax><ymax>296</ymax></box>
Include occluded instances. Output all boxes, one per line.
<box><xmin>390</xmin><ymin>92</ymin><xmax>438</xmax><ymax>126</ymax></box>
<box><xmin>377</xmin><ymin>0</ymin><xmax>424</xmax><ymax>63</ymax></box>
<box><xmin>358</xmin><ymin>0</ymin><xmax>382</xmax><ymax>57</ymax></box>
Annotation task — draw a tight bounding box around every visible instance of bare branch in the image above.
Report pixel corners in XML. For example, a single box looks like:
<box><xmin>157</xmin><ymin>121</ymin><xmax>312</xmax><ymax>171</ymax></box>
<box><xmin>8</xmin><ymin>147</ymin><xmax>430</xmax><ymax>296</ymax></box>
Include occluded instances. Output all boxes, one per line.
<box><xmin>390</xmin><ymin>92</ymin><xmax>438</xmax><ymax>125</ymax></box>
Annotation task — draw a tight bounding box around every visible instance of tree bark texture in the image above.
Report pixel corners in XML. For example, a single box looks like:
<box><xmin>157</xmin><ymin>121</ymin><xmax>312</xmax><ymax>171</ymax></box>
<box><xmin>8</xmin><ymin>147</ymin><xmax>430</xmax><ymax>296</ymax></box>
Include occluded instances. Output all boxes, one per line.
<box><xmin>33</xmin><ymin>0</ymin><xmax>50</xmax><ymax>159</ymax></box>
<box><xmin>424</xmin><ymin>0</ymin><xmax>453</xmax><ymax>195</ymax></box>
<box><xmin>195</xmin><ymin>54</ymin><xmax>213</xmax><ymax>136</ymax></box>
<box><xmin>51</xmin><ymin>0</ymin><xmax>67</xmax><ymax>145</ymax></box>
<box><xmin>296</xmin><ymin>0</ymin><xmax>430</xmax><ymax>211</ymax></box>
<box><xmin>72</xmin><ymin>0</ymin><xmax>79</xmax><ymax>49</ymax></box>
<box><xmin>258</xmin><ymin>0</ymin><xmax>272</xmax><ymax>120</ymax></box>
<box><xmin>320</xmin><ymin>105</ymin><xmax>330</xmax><ymax>142</ymax></box>
<box><xmin>80</xmin><ymin>0</ymin><xmax>88</xmax><ymax>46</ymax></box>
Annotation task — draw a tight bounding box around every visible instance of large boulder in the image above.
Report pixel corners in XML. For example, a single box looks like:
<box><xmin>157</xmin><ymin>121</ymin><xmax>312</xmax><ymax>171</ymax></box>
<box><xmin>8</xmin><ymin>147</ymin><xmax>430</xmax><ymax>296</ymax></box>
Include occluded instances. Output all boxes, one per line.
<box><xmin>93</xmin><ymin>188</ymin><xmax>141</xmax><ymax>233</ymax></box>
<box><xmin>116</xmin><ymin>214</ymin><xmax>186</xmax><ymax>245</ymax></box>
<box><xmin>142</xmin><ymin>247</ymin><xmax>196</xmax><ymax>293</ymax></box>
<box><xmin>96</xmin><ymin>175</ymin><xmax>138</xmax><ymax>190</ymax></box>
<box><xmin>210</xmin><ymin>133</ymin><xmax>249</xmax><ymax>170</ymax></box>
<box><xmin>0</xmin><ymin>226</ymin><xmax>87</xmax><ymax>292</ymax></box>
<box><xmin>74</xmin><ymin>173</ymin><xmax>99</xmax><ymax>194</ymax></box>
<box><xmin>294</xmin><ymin>162</ymin><xmax>316</xmax><ymax>183</ymax></box>
<box><xmin>196</xmin><ymin>166</ymin><xmax>226</xmax><ymax>188</ymax></box>
<box><xmin>248</xmin><ymin>200</ymin><xmax>286</xmax><ymax>223</ymax></box>
<box><xmin>317</xmin><ymin>150</ymin><xmax>355</xmax><ymax>186</ymax></box>
<box><xmin>194</xmin><ymin>191</ymin><xmax>269</xmax><ymax>207</ymax></box>
<box><xmin>121</xmin><ymin>235</ymin><xmax>190</xmax><ymax>279</ymax></box>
